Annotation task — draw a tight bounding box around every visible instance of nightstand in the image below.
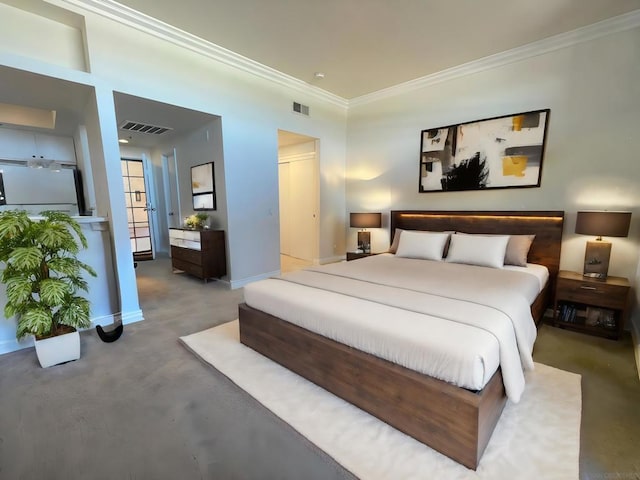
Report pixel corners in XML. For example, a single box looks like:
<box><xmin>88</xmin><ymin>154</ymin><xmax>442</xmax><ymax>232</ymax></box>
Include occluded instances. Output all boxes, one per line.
<box><xmin>553</xmin><ymin>270</ymin><xmax>630</xmax><ymax>340</ymax></box>
<box><xmin>346</xmin><ymin>252</ymin><xmax>381</xmax><ymax>261</ymax></box>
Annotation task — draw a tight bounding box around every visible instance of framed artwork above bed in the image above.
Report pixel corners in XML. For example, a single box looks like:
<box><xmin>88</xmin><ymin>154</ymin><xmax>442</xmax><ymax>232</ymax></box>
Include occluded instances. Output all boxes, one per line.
<box><xmin>419</xmin><ymin>109</ymin><xmax>550</xmax><ymax>193</ymax></box>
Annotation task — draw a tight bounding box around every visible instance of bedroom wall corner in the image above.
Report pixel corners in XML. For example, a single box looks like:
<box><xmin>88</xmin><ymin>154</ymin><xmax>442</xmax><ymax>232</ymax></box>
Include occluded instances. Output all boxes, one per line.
<box><xmin>345</xmin><ymin>26</ymin><xmax>640</xmax><ymax>317</ymax></box>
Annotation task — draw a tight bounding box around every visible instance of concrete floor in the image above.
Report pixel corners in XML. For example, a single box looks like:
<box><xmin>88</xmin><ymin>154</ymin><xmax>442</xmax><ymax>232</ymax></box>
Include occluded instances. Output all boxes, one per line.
<box><xmin>0</xmin><ymin>257</ymin><xmax>638</xmax><ymax>479</ymax></box>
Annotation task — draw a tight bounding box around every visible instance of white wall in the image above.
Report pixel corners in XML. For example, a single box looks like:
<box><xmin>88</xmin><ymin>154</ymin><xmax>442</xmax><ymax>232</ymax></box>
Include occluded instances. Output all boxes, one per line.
<box><xmin>77</xmin><ymin>10</ymin><xmax>347</xmax><ymax>287</ymax></box>
<box><xmin>169</xmin><ymin>121</ymin><xmax>225</xmax><ymax>232</ymax></box>
<box><xmin>346</xmin><ymin>27</ymin><xmax>640</xmax><ymax>274</ymax></box>
<box><xmin>0</xmin><ymin>2</ymin><xmax>86</xmax><ymax>72</ymax></box>
<box><xmin>0</xmin><ymin>1</ymin><xmax>347</xmax><ymax>294</ymax></box>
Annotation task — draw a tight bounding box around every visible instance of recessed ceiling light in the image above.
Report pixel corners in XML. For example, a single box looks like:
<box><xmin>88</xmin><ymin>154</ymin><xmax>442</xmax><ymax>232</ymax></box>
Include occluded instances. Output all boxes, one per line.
<box><xmin>118</xmin><ymin>138</ymin><xmax>129</xmax><ymax>144</ymax></box>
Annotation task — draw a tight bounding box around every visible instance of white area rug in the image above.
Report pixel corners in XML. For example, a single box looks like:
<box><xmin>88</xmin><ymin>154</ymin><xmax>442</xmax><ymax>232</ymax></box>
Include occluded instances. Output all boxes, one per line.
<box><xmin>181</xmin><ymin>321</ymin><xmax>581</xmax><ymax>480</ymax></box>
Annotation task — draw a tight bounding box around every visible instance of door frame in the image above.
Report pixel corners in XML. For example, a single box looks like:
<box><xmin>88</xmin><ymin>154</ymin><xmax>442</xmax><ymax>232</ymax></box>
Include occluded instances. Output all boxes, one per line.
<box><xmin>141</xmin><ymin>154</ymin><xmax>159</xmax><ymax>260</ymax></box>
<box><xmin>277</xmin><ymin>134</ymin><xmax>320</xmax><ymax>264</ymax></box>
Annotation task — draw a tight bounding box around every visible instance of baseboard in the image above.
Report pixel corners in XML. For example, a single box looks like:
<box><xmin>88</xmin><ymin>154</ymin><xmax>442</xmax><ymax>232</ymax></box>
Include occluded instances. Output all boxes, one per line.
<box><xmin>230</xmin><ymin>270</ymin><xmax>280</xmax><ymax>289</ymax></box>
<box><xmin>632</xmin><ymin>316</ymin><xmax>640</xmax><ymax>382</ymax></box>
<box><xmin>121</xmin><ymin>309</ymin><xmax>145</xmax><ymax>325</ymax></box>
<box><xmin>0</xmin><ymin>310</ymin><xmax>144</xmax><ymax>356</ymax></box>
<box><xmin>0</xmin><ymin>336</ymin><xmax>34</xmax><ymax>355</ymax></box>
<box><xmin>318</xmin><ymin>255</ymin><xmax>346</xmax><ymax>265</ymax></box>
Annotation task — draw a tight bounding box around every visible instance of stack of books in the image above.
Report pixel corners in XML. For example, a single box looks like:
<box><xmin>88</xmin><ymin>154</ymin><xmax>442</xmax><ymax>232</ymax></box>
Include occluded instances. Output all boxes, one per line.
<box><xmin>557</xmin><ymin>303</ymin><xmax>580</xmax><ymax>323</ymax></box>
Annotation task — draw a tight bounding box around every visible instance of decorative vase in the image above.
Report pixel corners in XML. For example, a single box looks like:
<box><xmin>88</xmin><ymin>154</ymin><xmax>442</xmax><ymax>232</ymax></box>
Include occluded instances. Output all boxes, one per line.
<box><xmin>34</xmin><ymin>330</ymin><xmax>81</xmax><ymax>368</ymax></box>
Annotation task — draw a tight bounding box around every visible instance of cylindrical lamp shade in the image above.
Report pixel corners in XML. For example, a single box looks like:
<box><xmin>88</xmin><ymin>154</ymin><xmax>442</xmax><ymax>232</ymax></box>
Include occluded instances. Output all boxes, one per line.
<box><xmin>575</xmin><ymin>211</ymin><xmax>631</xmax><ymax>237</ymax></box>
<box><xmin>350</xmin><ymin>212</ymin><xmax>382</xmax><ymax>229</ymax></box>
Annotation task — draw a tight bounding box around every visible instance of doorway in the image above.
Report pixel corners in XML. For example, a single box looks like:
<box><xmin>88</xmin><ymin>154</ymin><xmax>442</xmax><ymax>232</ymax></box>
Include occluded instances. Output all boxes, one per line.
<box><xmin>121</xmin><ymin>157</ymin><xmax>156</xmax><ymax>261</ymax></box>
<box><xmin>113</xmin><ymin>91</ymin><xmax>224</xmax><ymax>268</ymax></box>
<box><xmin>277</xmin><ymin>130</ymin><xmax>319</xmax><ymax>273</ymax></box>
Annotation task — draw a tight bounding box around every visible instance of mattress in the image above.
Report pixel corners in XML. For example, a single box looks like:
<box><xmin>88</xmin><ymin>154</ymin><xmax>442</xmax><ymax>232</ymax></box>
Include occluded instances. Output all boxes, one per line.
<box><xmin>243</xmin><ymin>254</ymin><xmax>546</xmax><ymax>402</ymax></box>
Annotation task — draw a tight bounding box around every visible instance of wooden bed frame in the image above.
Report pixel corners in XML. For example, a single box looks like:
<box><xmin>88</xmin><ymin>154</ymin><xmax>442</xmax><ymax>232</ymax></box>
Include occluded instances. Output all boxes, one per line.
<box><xmin>239</xmin><ymin>210</ymin><xmax>564</xmax><ymax>470</ymax></box>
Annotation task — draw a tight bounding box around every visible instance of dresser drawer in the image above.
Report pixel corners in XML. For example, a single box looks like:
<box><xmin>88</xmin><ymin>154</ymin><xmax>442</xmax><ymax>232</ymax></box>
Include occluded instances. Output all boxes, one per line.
<box><xmin>557</xmin><ymin>279</ymin><xmax>628</xmax><ymax>309</ymax></box>
<box><xmin>171</xmin><ymin>245</ymin><xmax>202</xmax><ymax>265</ymax></box>
<box><xmin>169</xmin><ymin>237</ymin><xmax>201</xmax><ymax>250</ymax></box>
<box><xmin>169</xmin><ymin>229</ymin><xmax>202</xmax><ymax>247</ymax></box>
<box><xmin>171</xmin><ymin>257</ymin><xmax>204</xmax><ymax>278</ymax></box>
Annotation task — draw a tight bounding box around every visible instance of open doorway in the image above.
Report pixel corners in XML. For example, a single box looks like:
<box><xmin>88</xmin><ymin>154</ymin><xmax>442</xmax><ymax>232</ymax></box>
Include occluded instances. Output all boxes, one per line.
<box><xmin>277</xmin><ymin>130</ymin><xmax>319</xmax><ymax>273</ymax></box>
<box><xmin>121</xmin><ymin>157</ymin><xmax>156</xmax><ymax>261</ymax></box>
<box><xmin>113</xmin><ymin>92</ymin><xmax>223</xmax><ymax>267</ymax></box>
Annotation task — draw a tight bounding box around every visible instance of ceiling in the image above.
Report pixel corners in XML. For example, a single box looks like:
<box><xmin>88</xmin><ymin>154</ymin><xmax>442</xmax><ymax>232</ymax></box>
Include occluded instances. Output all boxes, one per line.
<box><xmin>116</xmin><ymin>0</ymin><xmax>640</xmax><ymax>99</ymax></box>
<box><xmin>2</xmin><ymin>1</ymin><xmax>638</xmax><ymax>149</ymax></box>
<box><xmin>114</xmin><ymin>93</ymin><xmax>218</xmax><ymax>148</ymax></box>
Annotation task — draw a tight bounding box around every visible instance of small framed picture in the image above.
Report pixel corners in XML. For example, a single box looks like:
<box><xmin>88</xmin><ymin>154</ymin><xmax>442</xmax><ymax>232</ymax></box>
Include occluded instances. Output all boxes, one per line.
<box><xmin>191</xmin><ymin>162</ymin><xmax>216</xmax><ymax>211</ymax></box>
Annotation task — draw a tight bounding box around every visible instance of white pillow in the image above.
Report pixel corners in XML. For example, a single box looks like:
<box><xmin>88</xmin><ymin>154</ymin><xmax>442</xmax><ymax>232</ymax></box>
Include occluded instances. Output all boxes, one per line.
<box><xmin>445</xmin><ymin>234</ymin><xmax>510</xmax><ymax>269</ymax></box>
<box><xmin>455</xmin><ymin>232</ymin><xmax>535</xmax><ymax>267</ymax></box>
<box><xmin>395</xmin><ymin>230</ymin><xmax>450</xmax><ymax>261</ymax></box>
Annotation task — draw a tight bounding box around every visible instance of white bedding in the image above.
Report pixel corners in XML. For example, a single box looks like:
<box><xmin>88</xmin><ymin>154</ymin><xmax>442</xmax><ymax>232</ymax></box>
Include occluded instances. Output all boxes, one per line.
<box><xmin>243</xmin><ymin>254</ymin><xmax>546</xmax><ymax>403</ymax></box>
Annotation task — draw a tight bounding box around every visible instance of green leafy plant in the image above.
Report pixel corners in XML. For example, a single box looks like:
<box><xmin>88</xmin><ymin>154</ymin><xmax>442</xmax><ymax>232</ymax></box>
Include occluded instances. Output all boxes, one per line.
<box><xmin>0</xmin><ymin>210</ymin><xmax>97</xmax><ymax>339</ymax></box>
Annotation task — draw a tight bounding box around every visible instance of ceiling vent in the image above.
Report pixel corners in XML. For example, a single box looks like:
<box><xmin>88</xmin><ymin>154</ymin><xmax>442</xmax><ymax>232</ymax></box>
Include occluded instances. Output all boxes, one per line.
<box><xmin>120</xmin><ymin>121</ymin><xmax>173</xmax><ymax>135</ymax></box>
<box><xmin>292</xmin><ymin>102</ymin><xmax>310</xmax><ymax>116</ymax></box>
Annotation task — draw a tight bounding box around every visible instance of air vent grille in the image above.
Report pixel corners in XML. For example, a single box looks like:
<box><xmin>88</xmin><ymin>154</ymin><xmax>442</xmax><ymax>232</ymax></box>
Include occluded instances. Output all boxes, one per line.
<box><xmin>120</xmin><ymin>121</ymin><xmax>173</xmax><ymax>135</ymax></box>
<box><xmin>292</xmin><ymin>102</ymin><xmax>310</xmax><ymax>116</ymax></box>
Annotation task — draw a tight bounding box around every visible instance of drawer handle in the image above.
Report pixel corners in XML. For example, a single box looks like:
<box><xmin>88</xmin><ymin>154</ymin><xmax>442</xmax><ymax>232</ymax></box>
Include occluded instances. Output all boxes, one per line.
<box><xmin>579</xmin><ymin>286</ymin><xmax>597</xmax><ymax>290</ymax></box>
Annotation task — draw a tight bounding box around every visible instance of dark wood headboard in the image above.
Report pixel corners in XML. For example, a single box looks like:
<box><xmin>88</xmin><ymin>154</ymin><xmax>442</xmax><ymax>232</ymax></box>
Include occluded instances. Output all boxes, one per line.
<box><xmin>390</xmin><ymin>210</ymin><xmax>564</xmax><ymax>279</ymax></box>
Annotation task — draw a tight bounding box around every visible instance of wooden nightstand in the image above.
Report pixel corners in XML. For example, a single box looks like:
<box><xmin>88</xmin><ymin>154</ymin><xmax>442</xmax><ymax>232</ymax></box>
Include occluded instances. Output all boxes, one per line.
<box><xmin>553</xmin><ymin>270</ymin><xmax>630</xmax><ymax>340</ymax></box>
<box><xmin>346</xmin><ymin>252</ymin><xmax>381</xmax><ymax>261</ymax></box>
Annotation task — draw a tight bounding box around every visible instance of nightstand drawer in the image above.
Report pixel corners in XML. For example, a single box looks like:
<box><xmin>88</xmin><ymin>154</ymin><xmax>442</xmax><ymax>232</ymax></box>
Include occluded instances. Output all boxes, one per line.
<box><xmin>557</xmin><ymin>279</ymin><xmax>628</xmax><ymax>309</ymax></box>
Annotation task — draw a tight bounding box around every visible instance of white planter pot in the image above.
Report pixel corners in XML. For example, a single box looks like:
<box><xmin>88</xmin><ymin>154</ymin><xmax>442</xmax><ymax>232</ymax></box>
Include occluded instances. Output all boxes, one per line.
<box><xmin>34</xmin><ymin>330</ymin><xmax>81</xmax><ymax>368</ymax></box>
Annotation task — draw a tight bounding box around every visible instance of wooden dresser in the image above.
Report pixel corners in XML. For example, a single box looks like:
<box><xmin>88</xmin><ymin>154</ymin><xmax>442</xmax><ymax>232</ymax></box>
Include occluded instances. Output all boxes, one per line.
<box><xmin>169</xmin><ymin>228</ymin><xmax>226</xmax><ymax>281</ymax></box>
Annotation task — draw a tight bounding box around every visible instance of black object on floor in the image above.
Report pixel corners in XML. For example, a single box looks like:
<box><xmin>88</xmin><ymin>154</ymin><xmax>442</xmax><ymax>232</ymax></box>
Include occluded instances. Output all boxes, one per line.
<box><xmin>96</xmin><ymin>323</ymin><xmax>124</xmax><ymax>343</ymax></box>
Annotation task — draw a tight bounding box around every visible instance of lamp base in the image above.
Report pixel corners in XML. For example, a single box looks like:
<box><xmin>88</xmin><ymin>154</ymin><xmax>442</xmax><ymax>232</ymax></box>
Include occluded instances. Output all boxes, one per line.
<box><xmin>583</xmin><ymin>272</ymin><xmax>607</xmax><ymax>279</ymax></box>
<box><xmin>357</xmin><ymin>230</ymin><xmax>371</xmax><ymax>254</ymax></box>
<box><xmin>583</xmin><ymin>240</ymin><xmax>611</xmax><ymax>279</ymax></box>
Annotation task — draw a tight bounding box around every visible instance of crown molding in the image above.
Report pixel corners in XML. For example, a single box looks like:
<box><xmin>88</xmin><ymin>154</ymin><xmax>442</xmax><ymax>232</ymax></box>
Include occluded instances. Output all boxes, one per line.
<box><xmin>58</xmin><ymin>0</ymin><xmax>348</xmax><ymax>109</ymax></box>
<box><xmin>349</xmin><ymin>9</ymin><xmax>640</xmax><ymax>107</ymax></box>
<box><xmin>49</xmin><ymin>2</ymin><xmax>639</xmax><ymax>110</ymax></box>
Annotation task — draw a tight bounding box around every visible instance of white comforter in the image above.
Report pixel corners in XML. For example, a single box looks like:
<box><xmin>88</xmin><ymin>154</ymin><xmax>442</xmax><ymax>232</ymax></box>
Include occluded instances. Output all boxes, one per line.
<box><xmin>243</xmin><ymin>254</ymin><xmax>541</xmax><ymax>403</ymax></box>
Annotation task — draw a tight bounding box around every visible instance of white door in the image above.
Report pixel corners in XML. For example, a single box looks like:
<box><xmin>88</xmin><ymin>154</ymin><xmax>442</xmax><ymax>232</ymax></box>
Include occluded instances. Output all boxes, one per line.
<box><xmin>287</xmin><ymin>157</ymin><xmax>317</xmax><ymax>261</ymax></box>
<box><xmin>162</xmin><ymin>149</ymin><xmax>181</xmax><ymax>229</ymax></box>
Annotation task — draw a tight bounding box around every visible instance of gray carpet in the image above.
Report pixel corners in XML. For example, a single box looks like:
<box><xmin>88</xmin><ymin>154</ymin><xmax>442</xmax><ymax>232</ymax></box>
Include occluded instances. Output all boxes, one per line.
<box><xmin>0</xmin><ymin>257</ymin><xmax>638</xmax><ymax>479</ymax></box>
<box><xmin>0</xmin><ymin>257</ymin><xmax>355</xmax><ymax>480</ymax></box>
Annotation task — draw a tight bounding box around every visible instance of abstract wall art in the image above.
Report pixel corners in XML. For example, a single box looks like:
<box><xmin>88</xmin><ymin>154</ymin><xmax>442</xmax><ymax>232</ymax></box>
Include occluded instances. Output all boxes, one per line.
<box><xmin>419</xmin><ymin>109</ymin><xmax>550</xmax><ymax>192</ymax></box>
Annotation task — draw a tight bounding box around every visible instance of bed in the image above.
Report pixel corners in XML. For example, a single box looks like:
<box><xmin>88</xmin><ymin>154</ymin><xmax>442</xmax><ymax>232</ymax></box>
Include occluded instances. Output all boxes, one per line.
<box><xmin>239</xmin><ymin>210</ymin><xmax>564</xmax><ymax>469</ymax></box>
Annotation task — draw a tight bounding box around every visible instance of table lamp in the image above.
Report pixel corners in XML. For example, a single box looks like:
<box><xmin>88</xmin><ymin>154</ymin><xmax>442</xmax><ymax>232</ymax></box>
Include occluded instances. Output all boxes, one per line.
<box><xmin>575</xmin><ymin>211</ymin><xmax>631</xmax><ymax>278</ymax></box>
<box><xmin>350</xmin><ymin>212</ymin><xmax>382</xmax><ymax>254</ymax></box>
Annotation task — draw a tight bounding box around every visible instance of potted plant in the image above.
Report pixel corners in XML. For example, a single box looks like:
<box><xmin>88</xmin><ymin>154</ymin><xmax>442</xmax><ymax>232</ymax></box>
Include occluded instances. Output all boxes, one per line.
<box><xmin>185</xmin><ymin>212</ymin><xmax>209</xmax><ymax>229</ymax></box>
<box><xmin>0</xmin><ymin>210</ymin><xmax>96</xmax><ymax>367</ymax></box>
